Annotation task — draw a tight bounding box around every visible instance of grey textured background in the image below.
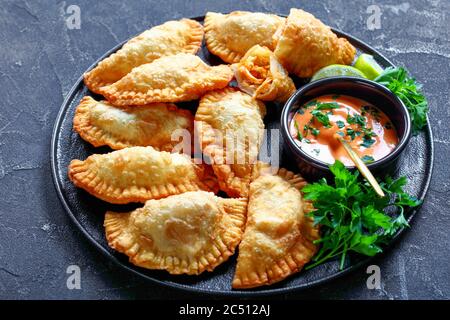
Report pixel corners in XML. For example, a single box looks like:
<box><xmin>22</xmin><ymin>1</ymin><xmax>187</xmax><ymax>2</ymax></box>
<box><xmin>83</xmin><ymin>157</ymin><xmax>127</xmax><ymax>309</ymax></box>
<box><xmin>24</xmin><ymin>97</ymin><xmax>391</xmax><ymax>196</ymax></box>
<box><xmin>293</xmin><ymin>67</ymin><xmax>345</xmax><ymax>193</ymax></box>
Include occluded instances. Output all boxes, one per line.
<box><xmin>0</xmin><ymin>0</ymin><xmax>449</xmax><ymax>300</ymax></box>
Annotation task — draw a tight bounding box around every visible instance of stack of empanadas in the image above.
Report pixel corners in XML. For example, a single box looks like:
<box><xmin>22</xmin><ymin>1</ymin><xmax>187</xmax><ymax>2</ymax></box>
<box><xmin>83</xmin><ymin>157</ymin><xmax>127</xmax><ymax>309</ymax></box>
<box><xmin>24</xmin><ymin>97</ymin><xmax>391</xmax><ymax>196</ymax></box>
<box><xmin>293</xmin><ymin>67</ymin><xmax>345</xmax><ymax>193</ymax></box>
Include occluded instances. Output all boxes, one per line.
<box><xmin>67</xmin><ymin>8</ymin><xmax>356</xmax><ymax>288</ymax></box>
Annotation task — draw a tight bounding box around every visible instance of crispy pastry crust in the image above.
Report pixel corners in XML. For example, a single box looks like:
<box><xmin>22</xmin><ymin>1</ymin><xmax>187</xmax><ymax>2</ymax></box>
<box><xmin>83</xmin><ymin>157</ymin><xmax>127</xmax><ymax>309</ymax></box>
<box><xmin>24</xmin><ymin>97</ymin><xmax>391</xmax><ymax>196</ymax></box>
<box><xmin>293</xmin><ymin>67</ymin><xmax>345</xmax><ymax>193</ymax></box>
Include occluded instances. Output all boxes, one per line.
<box><xmin>232</xmin><ymin>45</ymin><xmax>296</xmax><ymax>103</ymax></box>
<box><xmin>84</xmin><ymin>19</ymin><xmax>203</xmax><ymax>94</ymax></box>
<box><xmin>205</xmin><ymin>11</ymin><xmax>285</xmax><ymax>63</ymax></box>
<box><xmin>68</xmin><ymin>146</ymin><xmax>218</xmax><ymax>204</ymax></box>
<box><xmin>100</xmin><ymin>54</ymin><xmax>233</xmax><ymax>105</ymax></box>
<box><xmin>232</xmin><ymin>165</ymin><xmax>319</xmax><ymax>289</ymax></box>
<box><xmin>104</xmin><ymin>191</ymin><xmax>248</xmax><ymax>275</ymax></box>
<box><xmin>195</xmin><ymin>87</ymin><xmax>266</xmax><ymax>197</ymax></box>
<box><xmin>73</xmin><ymin>96</ymin><xmax>194</xmax><ymax>151</ymax></box>
<box><xmin>274</xmin><ymin>9</ymin><xmax>356</xmax><ymax>77</ymax></box>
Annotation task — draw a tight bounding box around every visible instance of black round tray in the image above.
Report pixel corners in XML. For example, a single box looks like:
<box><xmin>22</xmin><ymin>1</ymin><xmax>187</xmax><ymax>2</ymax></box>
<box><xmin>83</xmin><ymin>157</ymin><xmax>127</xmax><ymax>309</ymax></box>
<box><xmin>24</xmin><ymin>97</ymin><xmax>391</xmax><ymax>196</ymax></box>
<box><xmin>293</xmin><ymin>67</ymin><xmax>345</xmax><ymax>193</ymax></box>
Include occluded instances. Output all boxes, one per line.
<box><xmin>51</xmin><ymin>16</ymin><xmax>434</xmax><ymax>296</ymax></box>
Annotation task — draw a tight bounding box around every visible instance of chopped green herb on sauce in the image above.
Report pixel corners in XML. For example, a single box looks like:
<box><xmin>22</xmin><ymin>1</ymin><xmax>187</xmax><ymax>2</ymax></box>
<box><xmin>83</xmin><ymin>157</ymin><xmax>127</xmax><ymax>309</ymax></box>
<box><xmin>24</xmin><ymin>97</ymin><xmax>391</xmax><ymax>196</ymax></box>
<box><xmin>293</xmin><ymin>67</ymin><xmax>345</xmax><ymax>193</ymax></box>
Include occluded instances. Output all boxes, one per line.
<box><xmin>315</xmin><ymin>101</ymin><xmax>340</xmax><ymax>110</ymax></box>
<box><xmin>294</xmin><ymin>121</ymin><xmax>303</xmax><ymax>140</ymax></box>
<box><xmin>361</xmin><ymin>135</ymin><xmax>376</xmax><ymax>148</ymax></box>
<box><xmin>361</xmin><ymin>155</ymin><xmax>375</xmax><ymax>164</ymax></box>
<box><xmin>336</xmin><ymin>120</ymin><xmax>345</xmax><ymax>129</ymax></box>
<box><xmin>290</xmin><ymin>94</ymin><xmax>398</xmax><ymax>166</ymax></box>
<box><xmin>311</xmin><ymin>109</ymin><xmax>332</xmax><ymax>128</ymax></box>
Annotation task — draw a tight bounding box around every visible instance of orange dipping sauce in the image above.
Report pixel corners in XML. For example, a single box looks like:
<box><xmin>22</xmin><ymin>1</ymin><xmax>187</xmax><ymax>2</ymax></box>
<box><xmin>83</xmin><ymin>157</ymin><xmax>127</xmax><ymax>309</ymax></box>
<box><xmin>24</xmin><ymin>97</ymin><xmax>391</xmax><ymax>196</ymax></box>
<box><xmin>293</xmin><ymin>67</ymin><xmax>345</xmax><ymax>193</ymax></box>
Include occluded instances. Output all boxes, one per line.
<box><xmin>289</xmin><ymin>94</ymin><xmax>398</xmax><ymax>166</ymax></box>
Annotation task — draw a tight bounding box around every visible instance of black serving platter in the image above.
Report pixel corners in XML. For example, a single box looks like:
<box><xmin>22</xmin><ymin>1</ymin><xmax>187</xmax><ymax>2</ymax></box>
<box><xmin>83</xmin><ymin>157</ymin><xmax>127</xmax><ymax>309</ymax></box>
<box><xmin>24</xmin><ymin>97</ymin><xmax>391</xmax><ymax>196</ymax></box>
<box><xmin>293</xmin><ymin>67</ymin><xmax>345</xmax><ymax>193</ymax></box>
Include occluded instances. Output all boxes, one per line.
<box><xmin>51</xmin><ymin>16</ymin><xmax>434</xmax><ymax>296</ymax></box>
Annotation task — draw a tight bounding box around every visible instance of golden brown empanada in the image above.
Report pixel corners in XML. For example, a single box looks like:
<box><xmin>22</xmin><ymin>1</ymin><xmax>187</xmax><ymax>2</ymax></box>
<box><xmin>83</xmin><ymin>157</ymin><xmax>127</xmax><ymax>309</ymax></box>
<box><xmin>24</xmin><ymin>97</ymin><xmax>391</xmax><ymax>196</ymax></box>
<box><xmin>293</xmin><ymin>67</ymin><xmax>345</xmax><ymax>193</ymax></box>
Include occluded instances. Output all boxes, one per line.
<box><xmin>233</xmin><ymin>45</ymin><xmax>296</xmax><ymax>103</ymax></box>
<box><xmin>195</xmin><ymin>88</ymin><xmax>266</xmax><ymax>197</ymax></box>
<box><xmin>232</xmin><ymin>167</ymin><xmax>319</xmax><ymax>289</ymax></box>
<box><xmin>274</xmin><ymin>9</ymin><xmax>356</xmax><ymax>78</ymax></box>
<box><xmin>84</xmin><ymin>19</ymin><xmax>203</xmax><ymax>94</ymax></box>
<box><xmin>68</xmin><ymin>146</ymin><xmax>218</xmax><ymax>204</ymax></box>
<box><xmin>101</xmin><ymin>54</ymin><xmax>233</xmax><ymax>106</ymax></box>
<box><xmin>104</xmin><ymin>191</ymin><xmax>247</xmax><ymax>275</ymax></box>
<box><xmin>73</xmin><ymin>96</ymin><xmax>193</xmax><ymax>151</ymax></box>
<box><xmin>205</xmin><ymin>11</ymin><xmax>285</xmax><ymax>63</ymax></box>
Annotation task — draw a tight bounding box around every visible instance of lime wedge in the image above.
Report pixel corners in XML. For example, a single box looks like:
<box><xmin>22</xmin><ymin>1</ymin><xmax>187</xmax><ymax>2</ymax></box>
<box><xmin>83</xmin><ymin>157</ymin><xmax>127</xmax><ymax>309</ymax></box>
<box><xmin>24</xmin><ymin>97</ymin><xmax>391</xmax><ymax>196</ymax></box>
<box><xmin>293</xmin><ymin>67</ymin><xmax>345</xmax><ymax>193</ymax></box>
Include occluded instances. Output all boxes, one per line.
<box><xmin>310</xmin><ymin>65</ymin><xmax>367</xmax><ymax>82</ymax></box>
<box><xmin>354</xmin><ymin>54</ymin><xmax>384</xmax><ymax>80</ymax></box>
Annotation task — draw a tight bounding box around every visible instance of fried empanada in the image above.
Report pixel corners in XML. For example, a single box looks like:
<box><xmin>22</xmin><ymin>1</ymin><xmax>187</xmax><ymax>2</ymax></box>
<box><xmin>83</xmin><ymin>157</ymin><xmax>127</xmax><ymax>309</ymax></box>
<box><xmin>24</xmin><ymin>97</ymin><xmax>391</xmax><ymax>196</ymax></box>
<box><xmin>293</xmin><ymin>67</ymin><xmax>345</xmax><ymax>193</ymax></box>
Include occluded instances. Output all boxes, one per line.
<box><xmin>205</xmin><ymin>11</ymin><xmax>285</xmax><ymax>63</ymax></box>
<box><xmin>68</xmin><ymin>146</ymin><xmax>218</xmax><ymax>204</ymax></box>
<box><xmin>73</xmin><ymin>96</ymin><xmax>193</xmax><ymax>151</ymax></box>
<box><xmin>274</xmin><ymin>9</ymin><xmax>356</xmax><ymax>78</ymax></box>
<box><xmin>84</xmin><ymin>19</ymin><xmax>203</xmax><ymax>94</ymax></box>
<box><xmin>233</xmin><ymin>45</ymin><xmax>296</xmax><ymax>103</ymax></box>
<box><xmin>195</xmin><ymin>88</ymin><xmax>266</xmax><ymax>197</ymax></box>
<box><xmin>104</xmin><ymin>191</ymin><xmax>247</xmax><ymax>275</ymax></box>
<box><xmin>101</xmin><ymin>54</ymin><xmax>233</xmax><ymax>106</ymax></box>
<box><xmin>232</xmin><ymin>167</ymin><xmax>319</xmax><ymax>289</ymax></box>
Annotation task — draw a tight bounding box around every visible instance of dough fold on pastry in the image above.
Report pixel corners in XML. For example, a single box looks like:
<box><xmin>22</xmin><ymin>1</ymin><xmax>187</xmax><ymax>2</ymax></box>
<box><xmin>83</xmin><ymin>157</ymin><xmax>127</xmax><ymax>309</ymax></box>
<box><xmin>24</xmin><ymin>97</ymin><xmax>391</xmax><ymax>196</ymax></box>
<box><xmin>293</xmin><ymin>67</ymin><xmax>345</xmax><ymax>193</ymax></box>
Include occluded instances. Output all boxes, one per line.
<box><xmin>101</xmin><ymin>54</ymin><xmax>233</xmax><ymax>105</ymax></box>
<box><xmin>232</xmin><ymin>166</ymin><xmax>319</xmax><ymax>289</ymax></box>
<box><xmin>233</xmin><ymin>45</ymin><xmax>296</xmax><ymax>103</ymax></box>
<box><xmin>68</xmin><ymin>146</ymin><xmax>218</xmax><ymax>204</ymax></box>
<box><xmin>195</xmin><ymin>88</ymin><xmax>266</xmax><ymax>197</ymax></box>
<box><xmin>205</xmin><ymin>11</ymin><xmax>285</xmax><ymax>63</ymax></box>
<box><xmin>104</xmin><ymin>191</ymin><xmax>247</xmax><ymax>275</ymax></box>
<box><xmin>84</xmin><ymin>19</ymin><xmax>203</xmax><ymax>94</ymax></box>
<box><xmin>274</xmin><ymin>9</ymin><xmax>356</xmax><ymax>78</ymax></box>
<box><xmin>73</xmin><ymin>96</ymin><xmax>193</xmax><ymax>151</ymax></box>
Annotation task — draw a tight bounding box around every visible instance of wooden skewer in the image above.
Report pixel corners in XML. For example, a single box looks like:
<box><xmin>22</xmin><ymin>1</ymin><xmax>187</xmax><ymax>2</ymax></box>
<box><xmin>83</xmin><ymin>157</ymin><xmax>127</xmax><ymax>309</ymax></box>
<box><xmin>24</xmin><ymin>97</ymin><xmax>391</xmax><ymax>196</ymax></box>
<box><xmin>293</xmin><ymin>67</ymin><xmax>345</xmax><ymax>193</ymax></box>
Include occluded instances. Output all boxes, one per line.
<box><xmin>338</xmin><ymin>138</ymin><xmax>385</xmax><ymax>197</ymax></box>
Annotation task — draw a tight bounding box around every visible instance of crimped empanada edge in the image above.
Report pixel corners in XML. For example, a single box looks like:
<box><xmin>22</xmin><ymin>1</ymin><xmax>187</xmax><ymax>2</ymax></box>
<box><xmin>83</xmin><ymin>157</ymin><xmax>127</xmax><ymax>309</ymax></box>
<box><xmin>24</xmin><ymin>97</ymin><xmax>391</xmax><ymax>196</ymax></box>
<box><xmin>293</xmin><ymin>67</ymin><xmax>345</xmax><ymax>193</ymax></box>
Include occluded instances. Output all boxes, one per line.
<box><xmin>204</xmin><ymin>12</ymin><xmax>243</xmax><ymax>63</ymax></box>
<box><xmin>232</xmin><ymin>165</ymin><xmax>320</xmax><ymax>289</ymax></box>
<box><xmin>73</xmin><ymin>96</ymin><xmax>131</xmax><ymax>150</ymax></box>
<box><xmin>104</xmin><ymin>211</ymin><xmax>135</xmax><ymax>253</ymax></box>
<box><xmin>195</xmin><ymin>88</ymin><xmax>265</xmax><ymax>197</ymax></box>
<box><xmin>84</xmin><ymin>18</ymin><xmax>205</xmax><ymax>94</ymax></box>
<box><xmin>179</xmin><ymin>18</ymin><xmax>204</xmax><ymax>55</ymax></box>
<box><xmin>100</xmin><ymin>62</ymin><xmax>233</xmax><ymax>106</ymax></box>
<box><xmin>274</xmin><ymin>9</ymin><xmax>356</xmax><ymax>77</ymax></box>
<box><xmin>232</xmin><ymin>232</ymin><xmax>317</xmax><ymax>289</ymax></box>
<box><xmin>104</xmin><ymin>195</ymin><xmax>247</xmax><ymax>275</ymax></box>
<box><xmin>67</xmin><ymin>155</ymin><xmax>218</xmax><ymax>204</ymax></box>
<box><xmin>73</xmin><ymin>96</ymin><xmax>194</xmax><ymax>151</ymax></box>
<box><xmin>195</xmin><ymin>118</ymin><xmax>252</xmax><ymax>197</ymax></box>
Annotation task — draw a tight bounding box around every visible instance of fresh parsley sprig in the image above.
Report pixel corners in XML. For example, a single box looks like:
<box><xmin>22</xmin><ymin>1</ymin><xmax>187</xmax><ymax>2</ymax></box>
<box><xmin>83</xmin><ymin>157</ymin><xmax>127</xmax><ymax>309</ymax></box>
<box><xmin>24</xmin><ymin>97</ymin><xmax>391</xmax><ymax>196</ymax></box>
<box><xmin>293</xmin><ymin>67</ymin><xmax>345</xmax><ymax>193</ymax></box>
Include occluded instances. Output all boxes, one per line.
<box><xmin>302</xmin><ymin>161</ymin><xmax>421</xmax><ymax>270</ymax></box>
<box><xmin>374</xmin><ymin>67</ymin><xmax>428</xmax><ymax>133</ymax></box>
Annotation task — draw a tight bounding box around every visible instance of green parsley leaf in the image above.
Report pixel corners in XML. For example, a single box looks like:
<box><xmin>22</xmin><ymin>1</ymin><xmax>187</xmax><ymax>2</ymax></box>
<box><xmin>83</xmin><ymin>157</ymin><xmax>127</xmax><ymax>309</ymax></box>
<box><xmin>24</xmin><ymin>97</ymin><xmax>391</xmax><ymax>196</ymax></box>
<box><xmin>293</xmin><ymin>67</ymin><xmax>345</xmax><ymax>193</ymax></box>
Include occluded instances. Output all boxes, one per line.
<box><xmin>336</xmin><ymin>120</ymin><xmax>345</xmax><ymax>129</ymax></box>
<box><xmin>346</xmin><ymin>128</ymin><xmax>356</xmax><ymax>140</ymax></box>
<box><xmin>294</xmin><ymin>120</ymin><xmax>303</xmax><ymax>140</ymax></box>
<box><xmin>303</xmin><ymin>161</ymin><xmax>420</xmax><ymax>270</ymax></box>
<box><xmin>361</xmin><ymin>155</ymin><xmax>375</xmax><ymax>164</ymax></box>
<box><xmin>311</xmin><ymin>127</ymin><xmax>320</xmax><ymax>136</ymax></box>
<box><xmin>311</xmin><ymin>109</ymin><xmax>332</xmax><ymax>127</ymax></box>
<box><xmin>374</xmin><ymin>67</ymin><xmax>429</xmax><ymax>133</ymax></box>
<box><xmin>351</xmin><ymin>233</ymin><xmax>382</xmax><ymax>256</ymax></box>
<box><xmin>315</xmin><ymin>102</ymin><xmax>340</xmax><ymax>110</ymax></box>
<box><xmin>361</xmin><ymin>136</ymin><xmax>376</xmax><ymax>148</ymax></box>
<box><xmin>347</xmin><ymin>114</ymin><xmax>366</xmax><ymax>127</ymax></box>
<box><xmin>305</xmin><ymin>100</ymin><xmax>318</xmax><ymax>107</ymax></box>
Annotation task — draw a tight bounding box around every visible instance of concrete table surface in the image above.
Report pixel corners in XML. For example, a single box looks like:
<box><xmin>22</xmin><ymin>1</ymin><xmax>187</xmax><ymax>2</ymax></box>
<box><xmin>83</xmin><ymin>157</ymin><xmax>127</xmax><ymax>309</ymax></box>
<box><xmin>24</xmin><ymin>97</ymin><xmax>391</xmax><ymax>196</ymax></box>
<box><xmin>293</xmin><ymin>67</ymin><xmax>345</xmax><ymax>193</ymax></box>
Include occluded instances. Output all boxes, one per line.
<box><xmin>0</xmin><ymin>0</ymin><xmax>449</xmax><ymax>299</ymax></box>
